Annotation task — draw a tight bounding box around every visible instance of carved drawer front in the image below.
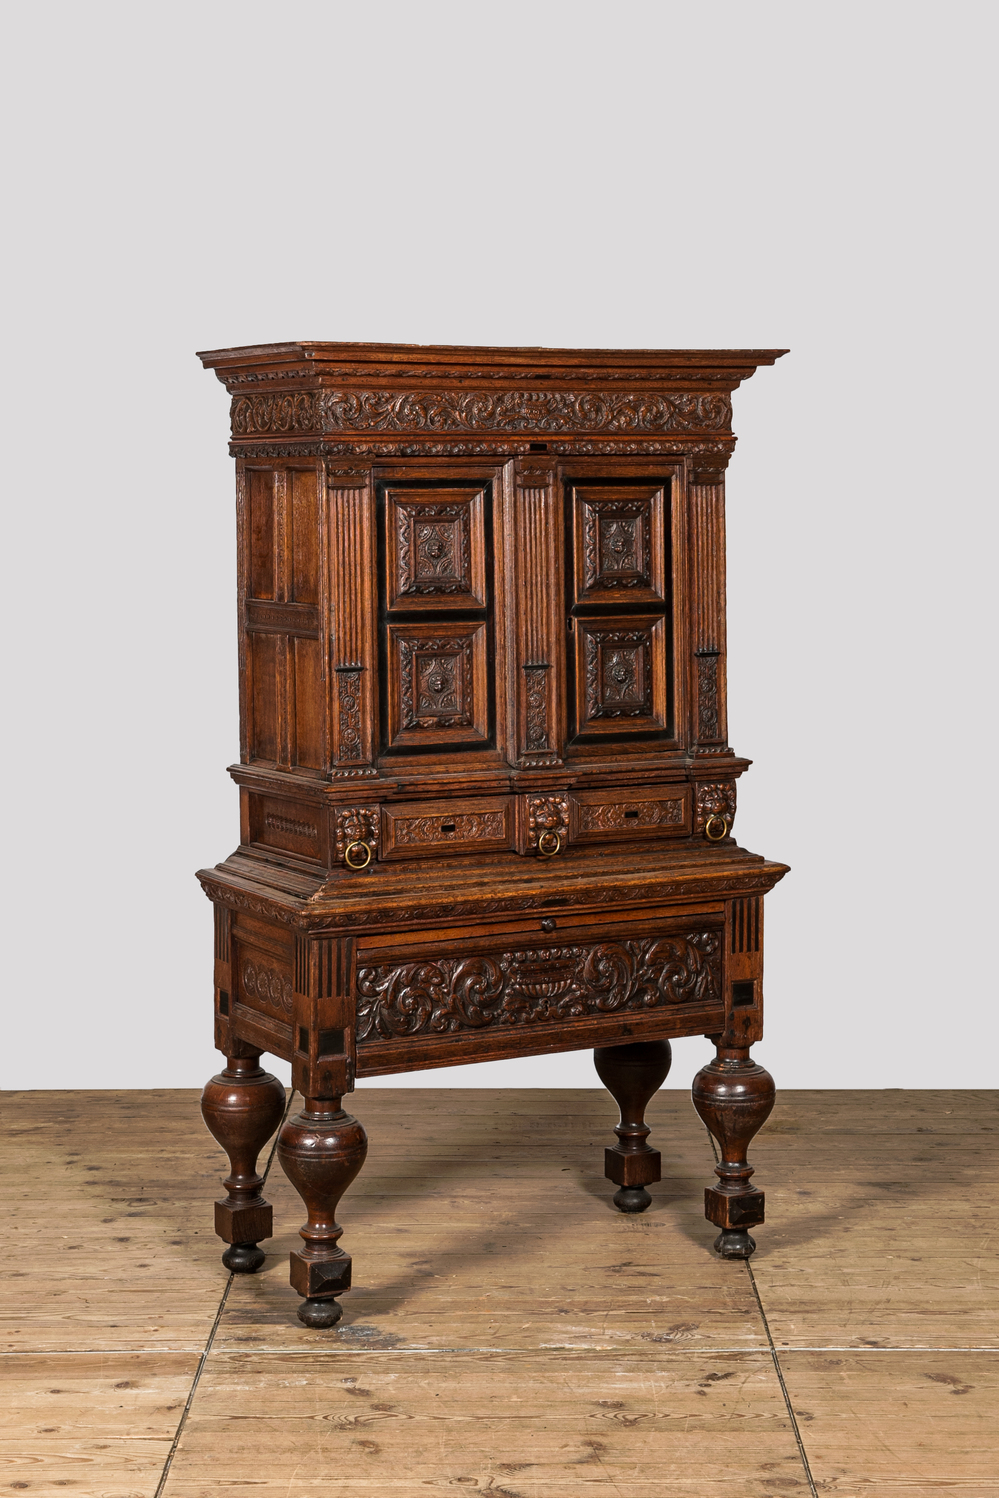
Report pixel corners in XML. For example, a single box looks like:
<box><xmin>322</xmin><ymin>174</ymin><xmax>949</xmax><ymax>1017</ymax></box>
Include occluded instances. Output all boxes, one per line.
<box><xmin>386</xmin><ymin>619</ymin><xmax>490</xmax><ymax>750</ymax></box>
<box><xmin>572</xmin><ymin>785</ymin><xmax>691</xmax><ymax>843</ymax></box>
<box><xmin>385</xmin><ymin>486</ymin><xmax>487</xmax><ymax>611</ymax></box>
<box><xmin>571</xmin><ymin>483</ymin><xmax>667</xmax><ymax>605</ymax></box>
<box><xmin>354</xmin><ymin>915</ymin><xmax>725</xmax><ymax>1050</ymax></box>
<box><xmin>379</xmin><ymin>796</ymin><xmax>515</xmax><ymax>860</ymax></box>
<box><xmin>573</xmin><ymin>614</ymin><xmax>669</xmax><ymax>738</ymax></box>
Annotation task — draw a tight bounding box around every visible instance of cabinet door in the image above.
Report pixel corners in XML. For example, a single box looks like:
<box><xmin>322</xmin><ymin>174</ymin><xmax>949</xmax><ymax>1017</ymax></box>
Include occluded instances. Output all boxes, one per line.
<box><xmin>378</xmin><ymin>478</ymin><xmax>498</xmax><ymax>759</ymax></box>
<box><xmin>565</xmin><ymin>479</ymin><xmax>675</xmax><ymax>747</ymax></box>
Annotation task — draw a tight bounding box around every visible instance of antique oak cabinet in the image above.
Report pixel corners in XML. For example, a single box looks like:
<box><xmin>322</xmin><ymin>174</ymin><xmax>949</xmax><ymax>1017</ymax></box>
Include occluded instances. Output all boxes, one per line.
<box><xmin>196</xmin><ymin>341</ymin><xmax>789</xmax><ymax>1327</ymax></box>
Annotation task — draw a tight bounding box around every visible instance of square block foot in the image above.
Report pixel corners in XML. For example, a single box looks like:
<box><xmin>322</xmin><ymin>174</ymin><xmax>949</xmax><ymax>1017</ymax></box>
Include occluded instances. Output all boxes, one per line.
<box><xmin>704</xmin><ymin>1185</ymin><xmax>765</xmax><ymax>1231</ymax></box>
<box><xmin>290</xmin><ymin>1249</ymin><xmax>352</xmax><ymax>1300</ymax></box>
<box><xmin>214</xmin><ymin>1198</ymin><xmax>272</xmax><ymax>1246</ymax></box>
<box><xmin>604</xmin><ymin>1146</ymin><xmax>661</xmax><ymax>1189</ymax></box>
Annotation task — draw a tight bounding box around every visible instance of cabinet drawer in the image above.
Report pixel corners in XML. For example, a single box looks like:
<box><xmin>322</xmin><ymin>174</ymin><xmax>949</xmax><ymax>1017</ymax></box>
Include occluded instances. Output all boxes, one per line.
<box><xmin>571</xmin><ymin>784</ymin><xmax>691</xmax><ymax>843</ymax></box>
<box><xmin>380</xmin><ymin>796</ymin><xmax>515</xmax><ymax>860</ymax></box>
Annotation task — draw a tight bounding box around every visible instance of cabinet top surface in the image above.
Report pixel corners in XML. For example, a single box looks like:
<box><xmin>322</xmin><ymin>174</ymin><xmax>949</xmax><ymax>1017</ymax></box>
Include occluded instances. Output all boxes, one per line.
<box><xmin>197</xmin><ymin>341</ymin><xmax>788</xmax><ymax>386</ymax></box>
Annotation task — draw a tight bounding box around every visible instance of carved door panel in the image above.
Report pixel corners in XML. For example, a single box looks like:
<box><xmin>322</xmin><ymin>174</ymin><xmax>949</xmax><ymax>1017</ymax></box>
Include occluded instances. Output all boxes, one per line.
<box><xmin>564</xmin><ymin>479</ymin><xmax>675</xmax><ymax>747</ymax></box>
<box><xmin>378</xmin><ymin>479</ymin><xmax>497</xmax><ymax>759</ymax></box>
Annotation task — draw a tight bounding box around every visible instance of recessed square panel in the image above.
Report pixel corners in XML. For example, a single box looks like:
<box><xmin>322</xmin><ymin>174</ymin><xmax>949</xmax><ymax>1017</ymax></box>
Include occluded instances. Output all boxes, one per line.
<box><xmin>385</xmin><ymin>487</ymin><xmax>487</xmax><ymax>610</ymax></box>
<box><xmin>387</xmin><ymin>620</ymin><xmax>489</xmax><ymax>749</ymax></box>
<box><xmin>572</xmin><ymin>484</ymin><xmax>666</xmax><ymax>604</ymax></box>
<box><xmin>574</xmin><ymin>615</ymin><xmax>668</xmax><ymax>737</ymax></box>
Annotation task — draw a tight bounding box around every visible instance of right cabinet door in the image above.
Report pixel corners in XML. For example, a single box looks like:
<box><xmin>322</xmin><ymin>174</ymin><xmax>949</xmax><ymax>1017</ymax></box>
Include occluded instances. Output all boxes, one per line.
<box><xmin>565</xmin><ymin>478</ymin><xmax>677</xmax><ymax>749</ymax></box>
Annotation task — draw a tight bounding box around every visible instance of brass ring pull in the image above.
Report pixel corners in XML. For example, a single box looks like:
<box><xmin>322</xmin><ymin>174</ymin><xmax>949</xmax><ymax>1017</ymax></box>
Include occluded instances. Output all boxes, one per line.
<box><xmin>344</xmin><ymin>839</ymin><xmax>373</xmax><ymax>870</ymax></box>
<box><xmin>537</xmin><ymin>829</ymin><xmax>562</xmax><ymax>858</ymax></box>
<box><xmin>704</xmin><ymin>815</ymin><xmax>728</xmax><ymax>842</ymax></box>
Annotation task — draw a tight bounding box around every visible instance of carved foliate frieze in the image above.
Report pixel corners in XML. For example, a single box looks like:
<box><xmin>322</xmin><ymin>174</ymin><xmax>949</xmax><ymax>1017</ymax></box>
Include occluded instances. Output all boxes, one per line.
<box><xmin>356</xmin><ymin>930</ymin><xmax>721</xmax><ymax>1041</ymax></box>
<box><xmin>334</xmin><ymin>807</ymin><xmax>380</xmax><ymax>863</ymax></box>
<box><xmin>231</xmin><ymin>390</ymin><xmax>733</xmax><ymax>438</ymax></box>
<box><xmin>694</xmin><ymin>781</ymin><xmax>737</xmax><ymax>836</ymax></box>
<box><xmin>578</xmin><ymin>796</ymin><xmax>686</xmax><ymax>833</ymax></box>
<box><xmin>526</xmin><ymin>795</ymin><xmax>570</xmax><ymax>851</ymax></box>
<box><xmin>394</xmin><ymin>812</ymin><xmax>507</xmax><ymax>847</ymax></box>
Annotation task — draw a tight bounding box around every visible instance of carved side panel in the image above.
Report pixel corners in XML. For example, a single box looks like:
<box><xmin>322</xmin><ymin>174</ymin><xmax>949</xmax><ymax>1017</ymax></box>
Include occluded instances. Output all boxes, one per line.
<box><xmin>572</xmin><ymin>485</ymin><xmax>666</xmax><ymax>604</ymax></box>
<box><xmin>356</xmin><ymin>930</ymin><xmax>722</xmax><ymax>1042</ymax></box>
<box><xmin>385</xmin><ymin>487</ymin><xmax>486</xmax><ymax>610</ymax></box>
<box><xmin>511</xmin><ymin>467</ymin><xmax>564</xmax><ymax>766</ymax></box>
<box><xmin>329</xmin><ymin>479</ymin><xmax>378</xmax><ymax>774</ymax></box>
<box><xmin>574</xmin><ymin>616</ymin><xmax>668</xmax><ymax>737</ymax></box>
<box><xmin>386</xmin><ymin>621</ymin><xmax>489</xmax><ymax>748</ymax></box>
<box><xmin>690</xmin><ymin>481</ymin><xmax>727</xmax><ymax>748</ymax></box>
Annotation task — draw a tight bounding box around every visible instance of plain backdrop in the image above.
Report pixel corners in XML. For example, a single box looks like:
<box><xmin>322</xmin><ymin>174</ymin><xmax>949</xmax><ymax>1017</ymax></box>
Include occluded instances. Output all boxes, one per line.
<box><xmin>2</xmin><ymin>1</ymin><xmax>995</xmax><ymax>1091</ymax></box>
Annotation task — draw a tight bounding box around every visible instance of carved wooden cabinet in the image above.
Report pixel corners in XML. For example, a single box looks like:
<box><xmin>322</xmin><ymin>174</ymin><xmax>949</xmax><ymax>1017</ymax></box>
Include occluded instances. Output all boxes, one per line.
<box><xmin>196</xmin><ymin>341</ymin><xmax>789</xmax><ymax>1327</ymax></box>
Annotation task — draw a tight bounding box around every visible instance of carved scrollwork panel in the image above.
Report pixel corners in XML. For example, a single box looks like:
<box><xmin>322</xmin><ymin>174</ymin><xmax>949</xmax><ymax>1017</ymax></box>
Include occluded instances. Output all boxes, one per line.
<box><xmin>356</xmin><ymin>931</ymin><xmax>721</xmax><ymax>1042</ymax></box>
<box><xmin>572</xmin><ymin>485</ymin><xmax>667</xmax><ymax>605</ymax></box>
<box><xmin>386</xmin><ymin>487</ymin><xmax>486</xmax><ymax>610</ymax></box>
<box><xmin>574</xmin><ymin>616</ymin><xmax>668</xmax><ymax>736</ymax></box>
<box><xmin>387</xmin><ymin>621</ymin><xmax>489</xmax><ymax>748</ymax></box>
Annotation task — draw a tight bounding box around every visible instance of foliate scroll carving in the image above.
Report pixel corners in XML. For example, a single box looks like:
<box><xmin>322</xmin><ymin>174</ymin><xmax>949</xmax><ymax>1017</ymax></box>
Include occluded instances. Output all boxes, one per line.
<box><xmin>696</xmin><ymin>649</ymin><xmax>722</xmax><ymax>741</ymax></box>
<box><xmin>232</xmin><ymin>438</ymin><xmax>736</xmax><ymax>461</ymax></box>
<box><xmin>231</xmin><ymin>390</ymin><xmax>733</xmax><ymax>438</ymax></box>
<box><xmin>578</xmin><ymin>797</ymin><xmax>686</xmax><ymax>833</ymax></box>
<box><xmin>394</xmin><ymin>812</ymin><xmax>507</xmax><ymax>847</ymax></box>
<box><xmin>526</xmin><ymin>795</ymin><xmax>570</xmax><ymax>851</ymax></box>
<box><xmin>356</xmin><ymin>931</ymin><xmax>721</xmax><ymax>1041</ymax></box>
<box><xmin>585</xmin><ymin>630</ymin><xmax>651</xmax><ymax>718</ymax></box>
<box><xmin>694</xmin><ymin>782</ymin><xmax>737</xmax><ymax>837</ymax></box>
<box><xmin>334</xmin><ymin>807</ymin><xmax>380</xmax><ymax>863</ymax></box>
<box><xmin>523</xmin><ymin>663</ymin><xmax>551</xmax><ymax>752</ymax></box>
<box><xmin>334</xmin><ymin>664</ymin><xmax>364</xmax><ymax>760</ymax></box>
<box><xmin>241</xmin><ymin>958</ymin><xmax>294</xmax><ymax>1016</ymax></box>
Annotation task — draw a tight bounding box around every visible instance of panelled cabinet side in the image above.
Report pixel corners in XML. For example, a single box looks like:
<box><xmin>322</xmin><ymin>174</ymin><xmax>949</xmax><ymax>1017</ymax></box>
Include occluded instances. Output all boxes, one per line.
<box><xmin>196</xmin><ymin>340</ymin><xmax>789</xmax><ymax>1325</ymax></box>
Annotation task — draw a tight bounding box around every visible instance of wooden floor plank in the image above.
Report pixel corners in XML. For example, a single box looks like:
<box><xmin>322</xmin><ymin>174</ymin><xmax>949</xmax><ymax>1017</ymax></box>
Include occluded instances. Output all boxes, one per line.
<box><xmin>748</xmin><ymin>1090</ymin><xmax>999</xmax><ymax>1349</ymax></box>
<box><xmin>0</xmin><ymin>1351</ymin><xmax>198</xmax><ymax>1498</ymax></box>
<box><xmin>1</xmin><ymin>1090</ymin><xmax>283</xmax><ymax>1354</ymax></box>
<box><xmin>162</xmin><ymin>1348</ymin><xmax>810</xmax><ymax>1496</ymax></box>
<box><xmin>780</xmin><ymin>1350</ymin><xmax>999</xmax><ymax>1494</ymax></box>
<box><xmin>213</xmin><ymin>1087</ymin><xmax>767</xmax><ymax>1353</ymax></box>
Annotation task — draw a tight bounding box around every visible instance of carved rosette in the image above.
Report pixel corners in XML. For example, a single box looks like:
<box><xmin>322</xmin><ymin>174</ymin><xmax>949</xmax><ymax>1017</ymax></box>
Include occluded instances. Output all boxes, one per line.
<box><xmin>694</xmin><ymin>782</ymin><xmax>737</xmax><ymax>837</ymax></box>
<box><xmin>334</xmin><ymin>807</ymin><xmax>380</xmax><ymax>864</ymax></box>
<box><xmin>526</xmin><ymin>795</ymin><xmax>570</xmax><ymax>851</ymax></box>
<box><xmin>356</xmin><ymin>931</ymin><xmax>721</xmax><ymax>1041</ymax></box>
<box><xmin>231</xmin><ymin>390</ymin><xmax>733</xmax><ymax>439</ymax></box>
<box><xmin>241</xmin><ymin>959</ymin><xmax>294</xmax><ymax>1017</ymax></box>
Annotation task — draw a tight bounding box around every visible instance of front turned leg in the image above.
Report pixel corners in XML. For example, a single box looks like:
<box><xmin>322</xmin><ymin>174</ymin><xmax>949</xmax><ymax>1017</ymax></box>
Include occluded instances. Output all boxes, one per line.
<box><xmin>201</xmin><ymin>1053</ymin><xmax>287</xmax><ymax>1272</ymax></box>
<box><xmin>593</xmin><ymin>1040</ymin><xmax>672</xmax><ymax>1213</ymax></box>
<box><xmin>692</xmin><ymin>1043</ymin><xmax>775</xmax><ymax>1258</ymax></box>
<box><xmin>277</xmin><ymin>1097</ymin><xmax>367</xmax><ymax>1328</ymax></box>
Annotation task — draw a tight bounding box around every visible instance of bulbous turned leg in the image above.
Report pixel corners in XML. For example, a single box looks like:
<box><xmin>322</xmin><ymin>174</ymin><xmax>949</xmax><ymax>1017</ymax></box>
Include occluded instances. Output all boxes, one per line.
<box><xmin>692</xmin><ymin>1044</ymin><xmax>775</xmax><ymax>1258</ymax></box>
<box><xmin>276</xmin><ymin>1097</ymin><xmax>367</xmax><ymax>1328</ymax></box>
<box><xmin>594</xmin><ymin>1039</ymin><xmax>672</xmax><ymax>1213</ymax></box>
<box><xmin>201</xmin><ymin>1053</ymin><xmax>287</xmax><ymax>1272</ymax></box>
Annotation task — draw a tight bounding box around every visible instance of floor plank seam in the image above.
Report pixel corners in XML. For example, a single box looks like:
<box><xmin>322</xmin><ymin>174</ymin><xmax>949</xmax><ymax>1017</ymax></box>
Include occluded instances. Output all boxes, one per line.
<box><xmin>747</xmin><ymin>1252</ymin><xmax>820</xmax><ymax>1497</ymax></box>
<box><xmin>152</xmin><ymin>1088</ymin><xmax>294</xmax><ymax>1497</ymax></box>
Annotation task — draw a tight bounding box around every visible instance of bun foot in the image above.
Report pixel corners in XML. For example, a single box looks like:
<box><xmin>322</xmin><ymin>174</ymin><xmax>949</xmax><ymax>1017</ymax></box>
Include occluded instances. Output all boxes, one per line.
<box><xmin>613</xmin><ymin>1185</ymin><xmax>653</xmax><ymax>1213</ymax></box>
<box><xmin>714</xmin><ymin>1229</ymin><xmax>757</xmax><ymax>1258</ymax></box>
<box><xmin>297</xmin><ymin>1297</ymin><xmax>344</xmax><ymax>1329</ymax></box>
<box><xmin>222</xmin><ymin>1241</ymin><xmax>266</xmax><ymax>1273</ymax></box>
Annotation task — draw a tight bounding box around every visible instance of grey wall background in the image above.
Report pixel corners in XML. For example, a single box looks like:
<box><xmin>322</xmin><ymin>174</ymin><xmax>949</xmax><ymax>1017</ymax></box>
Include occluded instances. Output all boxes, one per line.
<box><xmin>3</xmin><ymin>1</ymin><xmax>995</xmax><ymax>1091</ymax></box>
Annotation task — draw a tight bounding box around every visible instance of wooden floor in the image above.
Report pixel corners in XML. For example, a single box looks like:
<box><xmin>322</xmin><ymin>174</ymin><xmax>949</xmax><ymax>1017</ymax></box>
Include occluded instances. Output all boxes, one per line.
<box><xmin>1</xmin><ymin>1087</ymin><xmax>996</xmax><ymax>1496</ymax></box>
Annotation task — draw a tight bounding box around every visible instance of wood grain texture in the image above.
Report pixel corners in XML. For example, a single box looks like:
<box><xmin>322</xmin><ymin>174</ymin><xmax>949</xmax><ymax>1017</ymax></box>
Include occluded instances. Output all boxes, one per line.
<box><xmin>0</xmin><ymin>1352</ymin><xmax>198</xmax><ymax>1497</ymax></box>
<box><xmin>163</xmin><ymin>1349</ymin><xmax>808</xmax><ymax>1497</ymax></box>
<box><xmin>779</xmin><ymin>1351</ymin><xmax>999</xmax><ymax>1494</ymax></box>
<box><xmin>748</xmin><ymin>1090</ymin><xmax>999</xmax><ymax>1349</ymax></box>
<box><xmin>0</xmin><ymin>1090</ymin><xmax>283</xmax><ymax>1353</ymax></box>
